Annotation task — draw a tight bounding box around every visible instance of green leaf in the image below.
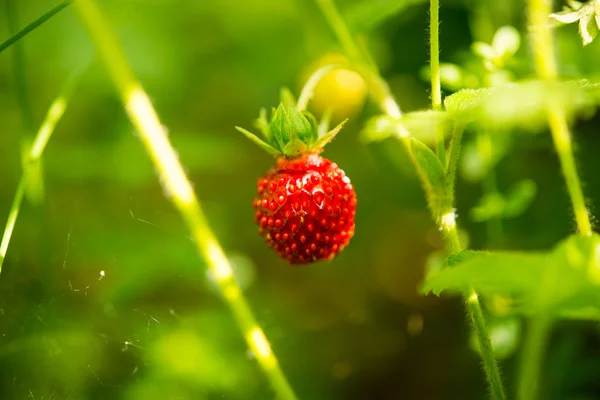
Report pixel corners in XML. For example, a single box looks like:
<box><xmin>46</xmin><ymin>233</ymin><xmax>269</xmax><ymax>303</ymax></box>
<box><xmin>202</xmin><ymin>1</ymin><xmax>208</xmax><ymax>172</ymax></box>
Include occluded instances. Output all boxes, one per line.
<box><xmin>447</xmin><ymin>250</ymin><xmax>481</xmax><ymax>267</ymax></box>
<box><xmin>470</xmin><ymin>179</ymin><xmax>537</xmax><ymax>222</ymax></box>
<box><xmin>287</xmin><ymin>106</ymin><xmax>314</xmax><ymax>145</ymax></box>
<box><xmin>470</xmin><ymin>193</ymin><xmax>505</xmax><ymax>222</ymax></box>
<box><xmin>422</xmin><ymin>250</ymin><xmax>544</xmax><ymax>297</ymax></box>
<box><xmin>503</xmin><ymin>179</ymin><xmax>537</xmax><ymax>218</ymax></box>
<box><xmin>437</xmin><ymin>63</ymin><xmax>480</xmax><ymax>91</ymax></box>
<box><xmin>445</xmin><ymin>80</ymin><xmax>599</xmax><ymax>130</ymax></box>
<box><xmin>492</xmin><ymin>26</ymin><xmax>521</xmax><ymax>59</ymax></box>
<box><xmin>344</xmin><ymin>0</ymin><xmax>427</xmax><ymax>32</ymax></box>
<box><xmin>0</xmin><ymin>1</ymin><xmax>72</xmax><ymax>54</ymax></box>
<box><xmin>269</xmin><ymin>104</ymin><xmax>314</xmax><ymax>157</ymax></box>
<box><xmin>313</xmin><ymin>119</ymin><xmax>347</xmax><ymax>150</ymax></box>
<box><xmin>302</xmin><ymin>111</ymin><xmax>319</xmax><ymax>143</ymax></box>
<box><xmin>280</xmin><ymin>87</ymin><xmax>296</xmax><ymax>106</ymax></box>
<box><xmin>460</xmin><ymin>133</ymin><xmax>512</xmax><ymax>182</ymax></box>
<box><xmin>269</xmin><ymin>104</ymin><xmax>291</xmax><ymax>150</ymax></box>
<box><xmin>422</xmin><ymin>234</ymin><xmax>600</xmax><ymax>319</ymax></box>
<box><xmin>444</xmin><ymin>88</ymin><xmax>496</xmax><ymax>121</ymax></box>
<box><xmin>235</xmin><ymin>126</ymin><xmax>281</xmax><ymax>156</ymax></box>
<box><xmin>409</xmin><ymin>138</ymin><xmax>447</xmax><ymax>217</ymax></box>
<box><xmin>471</xmin><ymin>42</ymin><xmax>496</xmax><ymax>61</ymax></box>
<box><xmin>255</xmin><ymin>108</ymin><xmax>270</xmax><ymax>140</ymax></box>
<box><xmin>361</xmin><ymin>111</ymin><xmax>452</xmax><ymax>145</ymax></box>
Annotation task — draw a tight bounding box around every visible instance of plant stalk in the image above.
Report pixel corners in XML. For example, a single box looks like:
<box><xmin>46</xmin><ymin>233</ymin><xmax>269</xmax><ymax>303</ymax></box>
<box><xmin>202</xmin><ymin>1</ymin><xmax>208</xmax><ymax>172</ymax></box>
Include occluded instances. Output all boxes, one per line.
<box><xmin>73</xmin><ymin>1</ymin><xmax>297</xmax><ymax>399</ymax></box>
<box><xmin>527</xmin><ymin>0</ymin><xmax>592</xmax><ymax>237</ymax></box>
<box><xmin>518</xmin><ymin>1</ymin><xmax>590</xmax><ymax>399</ymax></box>
<box><xmin>468</xmin><ymin>291</ymin><xmax>508</xmax><ymax>400</ymax></box>
<box><xmin>429</xmin><ymin>0</ymin><xmax>446</xmax><ymax>164</ymax></box>
<box><xmin>445</xmin><ymin>121</ymin><xmax>464</xmax><ymax>208</ymax></box>
<box><xmin>517</xmin><ymin>311</ymin><xmax>552</xmax><ymax>400</ymax></box>
<box><xmin>0</xmin><ymin>73</ymin><xmax>76</xmax><ymax>273</ymax></box>
<box><xmin>314</xmin><ymin>1</ymin><xmax>506</xmax><ymax>398</ymax></box>
<box><xmin>0</xmin><ymin>1</ymin><xmax>72</xmax><ymax>54</ymax></box>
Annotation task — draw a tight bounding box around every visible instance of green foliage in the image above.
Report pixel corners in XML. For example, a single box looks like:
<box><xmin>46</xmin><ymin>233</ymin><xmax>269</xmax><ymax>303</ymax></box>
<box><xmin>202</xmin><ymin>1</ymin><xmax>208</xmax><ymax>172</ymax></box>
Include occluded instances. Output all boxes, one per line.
<box><xmin>471</xmin><ymin>26</ymin><xmax>521</xmax><ymax>70</ymax></box>
<box><xmin>361</xmin><ymin>111</ymin><xmax>452</xmax><ymax>145</ymax></box>
<box><xmin>422</xmin><ymin>234</ymin><xmax>600</xmax><ymax>319</ymax></box>
<box><xmin>409</xmin><ymin>138</ymin><xmax>448</xmax><ymax>217</ymax></box>
<box><xmin>470</xmin><ymin>179</ymin><xmax>537</xmax><ymax>222</ymax></box>
<box><xmin>444</xmin><ymin>80</ymin><xmax>599</xmax><ymax>130</ymax></box>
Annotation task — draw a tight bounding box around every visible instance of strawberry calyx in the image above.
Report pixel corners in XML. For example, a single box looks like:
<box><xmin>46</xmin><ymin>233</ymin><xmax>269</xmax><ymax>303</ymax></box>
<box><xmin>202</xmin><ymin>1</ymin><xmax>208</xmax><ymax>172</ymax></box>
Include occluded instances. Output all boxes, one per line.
<box><xmin>236</xmin><ymin>89</ymin><xmax>347</xmax><ymax>158</ymax></box>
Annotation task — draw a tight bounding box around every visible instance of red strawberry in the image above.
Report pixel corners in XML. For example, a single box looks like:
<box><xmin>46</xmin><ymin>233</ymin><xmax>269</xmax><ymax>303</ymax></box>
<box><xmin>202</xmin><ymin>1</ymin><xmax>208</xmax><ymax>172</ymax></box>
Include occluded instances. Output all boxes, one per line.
<box><xmin>237</xmin><ymin>89</ymin><xmax>357</xmax><ymax>264</ymax></box>
<box><xmin>253</xmin><ymin>153</ymin><xmax>356</xmax><ymax>264</ymax></box>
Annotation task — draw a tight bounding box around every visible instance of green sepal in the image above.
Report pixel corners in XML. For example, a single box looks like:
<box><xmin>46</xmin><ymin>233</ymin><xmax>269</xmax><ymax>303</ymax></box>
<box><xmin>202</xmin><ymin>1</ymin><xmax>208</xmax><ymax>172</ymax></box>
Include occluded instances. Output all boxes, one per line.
<box><xmin>270</xmin><ymin>103</ymin><xmax>313</xmax><ymax>157</ymax></box>
<box><xmin>283</xmin><ymin>137</ymin><xmax>308</xmax><ymax>158</ymax></box>
<box><xmin>235</xmin><ymin>126</ymin><xmax>281</xmax><ymax>156</ymax></box>
<box><xmin>255</xmin><ymin>107</ymin><xmax>270</xmax><ymax>140</ymax></box>
<box><xmin>313</xmin><ymin>119</ymin><xmax>348</xmax><ymax>150</ymax></box>
<box><xmin>238</xmin><ymin>88</ymin><xmax>349</xmax><ymax>158</ymax></box>
<box><xmin>302</xmin><ymin>111</ymin><xmax>319</xmax><ymax>143</ymax></box>
<box><xmin>280</xmin><ymin>87</ymin><xmax>297</xmax><ymax>106</ymax></box>
<box><xmin>269</xmin><ymin>104</ymin><xmax>291</xmax><ymax>150</ymax></box>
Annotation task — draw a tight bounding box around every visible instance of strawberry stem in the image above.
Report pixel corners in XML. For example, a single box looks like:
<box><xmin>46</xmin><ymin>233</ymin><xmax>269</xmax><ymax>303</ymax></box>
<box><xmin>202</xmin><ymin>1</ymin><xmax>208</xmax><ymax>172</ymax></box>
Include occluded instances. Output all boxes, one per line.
<box><xmin>314</xmin><ymin>1</ymin><xmax>507</xmax><ymax>398</ymax></box>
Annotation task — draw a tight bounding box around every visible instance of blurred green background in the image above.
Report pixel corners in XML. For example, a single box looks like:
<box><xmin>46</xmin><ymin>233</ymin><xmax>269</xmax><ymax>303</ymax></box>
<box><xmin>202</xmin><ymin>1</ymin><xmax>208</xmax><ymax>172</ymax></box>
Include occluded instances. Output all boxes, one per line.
<box><xmin>1</xmin><ymin>0</ymin><xmax>600</xmax><ymax>398</ymax></box>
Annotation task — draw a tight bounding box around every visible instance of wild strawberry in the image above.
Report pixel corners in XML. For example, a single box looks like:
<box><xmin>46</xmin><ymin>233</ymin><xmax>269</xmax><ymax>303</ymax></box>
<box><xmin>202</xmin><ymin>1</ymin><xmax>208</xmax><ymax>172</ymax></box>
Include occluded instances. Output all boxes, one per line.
<box><xmin>237</xmin><ymin>89</ymin><xmax>357</xmax><ymax>264</ymax></box>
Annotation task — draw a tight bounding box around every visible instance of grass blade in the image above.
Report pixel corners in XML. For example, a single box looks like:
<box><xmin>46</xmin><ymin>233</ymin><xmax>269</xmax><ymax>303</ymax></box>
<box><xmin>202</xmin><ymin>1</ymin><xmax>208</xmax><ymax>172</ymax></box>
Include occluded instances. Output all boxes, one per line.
<box><xmin>73</xmin><ymin>1</ymin><xmax>297</xmax><ymax>398</ymax></box>
<box><xmin>0</xmin><ymin>1</ymin><xmax>72</xmax><ymax>55</ymax></box>
<box><xmin>0</xmin><ymin>70</ymin><xmax>80</xmax><ymax>274</ymax></box>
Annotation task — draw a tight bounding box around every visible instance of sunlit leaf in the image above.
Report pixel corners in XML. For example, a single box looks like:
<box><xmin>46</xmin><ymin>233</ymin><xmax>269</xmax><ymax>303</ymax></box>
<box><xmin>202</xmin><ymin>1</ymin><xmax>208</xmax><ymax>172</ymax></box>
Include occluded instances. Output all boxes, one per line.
<box><xmin>471</xmin><ymin>42</ymin><xmax>496</xmax><ymax>61</ymax></box>
<box><xmin>503</xmin><ymin>179</ymin><xmax>537</xmax><ymax>218</ymax></box>
<box><xmin>444</xmin><ymin>87</ymin><xmax>495</xmax><ymax>121</ymax></box>
<box><xmin>422</xmin><ymin>234</ymin><xmax>600</xmax><ymax>319</ymax></box>
<box><xmin>460</xmin><ymin>132</ymin><xmax>512</xmax><ymax>182</ymax></box>
<box><xmin>470</xmin><ymin>179</ymin><xmax>537</xmax><ymax>222</ymax></box>
<box><xmin>492</xmin><ymin>26</ymin><xmax>521</xmax><ymax>59</ymax></box>
<box><xmin>361</xmin><ymin>111</ymin><xmax>452</xmax><ymax>145</ymax></box>
<box><xmin>445</xmin><ymin>80</ymin><xmax>600</xmax><ymax>130</ymax></box>
<box><xmin>409</xmin><ymin>138</ymin><xmax>447</xmax><ymax>217</ymax></box>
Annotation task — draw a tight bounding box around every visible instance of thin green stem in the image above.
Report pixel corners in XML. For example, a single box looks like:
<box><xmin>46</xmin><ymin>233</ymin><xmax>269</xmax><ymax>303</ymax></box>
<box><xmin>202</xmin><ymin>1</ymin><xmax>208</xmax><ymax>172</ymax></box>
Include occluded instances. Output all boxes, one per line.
<box><xmin>0</xmin><ymin>1</ymin><xmax>72</xmax><ymax>55</ymax></box>
<box><xmin>445</xmin><ymin>122</ymin><xmax>464</xmax><ymax>208</ymax></box>
<box><xmin>297</xmin><ymin>63</ymin><xmax>344</xmax><ymax>112</ymax></box>
<box><xmin>7</xmin><ymin>0</ymin><xmax>35</xmax><ymax>132</ymax></box>
<box><xmin>517</xmin><ymin>2</ymin><xmax>585</xmax><ymax>399</ymax></box>
<box><xmin>314</xmin><ymin>0</ymin><xmax>402</xmax><ymax>119</ymax></box>
<box><xmin>313</xmin><ymin>0</ymin><xmax>364</xmax><ymax>64</ymax></box>
<box><xmin>0</xmin><ymin>180</ymin><xmax>26</xmax><ymax>271</ymax></box>
<box><xmin>527</xmin><ymin>0</ymin><xmax>592</xmax><ymax>237</ymax></box>
<box><xmin>0</xmin><ymin>71</ymin><xmax>77</xmax><ymax>274</ymax></box>
<box><xmin>468</xmin><ymin>291</ymin><xmax>508</xmax><ymax>400</ymax></box>
<box><xmin>429</xmin><ymin>0</ymin><xmax>445</xmax><ymax>164</ymax></box>
<box><xmin>73</xmin><ymin>1</ymin><xmax>296</xmax><ymax>399</ymax></box>
<box><xmin>518</xmin><ymin>312</ymin><xmax>552</xmax><ymax>400</ymax></box>
<box><xmin>314</xmin><ymin>1</ymin><xmax>506</xmax><ymax>398</ymax></box>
